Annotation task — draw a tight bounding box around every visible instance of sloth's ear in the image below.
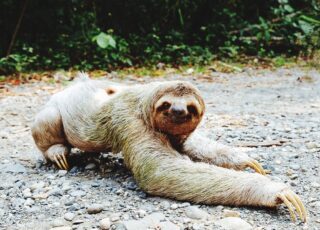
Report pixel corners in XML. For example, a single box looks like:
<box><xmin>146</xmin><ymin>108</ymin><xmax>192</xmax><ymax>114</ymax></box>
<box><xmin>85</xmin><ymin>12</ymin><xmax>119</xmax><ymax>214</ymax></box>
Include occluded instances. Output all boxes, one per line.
<box><xmin>105</xmin><ymin>87</ymin><xmax>116</xmax><ymax>95</ymax></box>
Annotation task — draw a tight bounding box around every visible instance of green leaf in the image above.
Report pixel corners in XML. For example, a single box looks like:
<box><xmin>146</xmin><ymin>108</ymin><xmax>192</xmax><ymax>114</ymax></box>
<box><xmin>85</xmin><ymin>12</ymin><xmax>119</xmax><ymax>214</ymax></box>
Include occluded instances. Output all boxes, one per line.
<box><xmin>298</xmin><ymin>20</ymin><xmax>314</xmax><ymax>34</ymax></box>
<box><xmin>284</xmin><ymin>4</ymin><xmax>293</xmax><ymax>13</ymax></box>
<box><xmin>95</xmin><ymin>32</ymin><xmax>116</xmax><ymax>49</ymax></box>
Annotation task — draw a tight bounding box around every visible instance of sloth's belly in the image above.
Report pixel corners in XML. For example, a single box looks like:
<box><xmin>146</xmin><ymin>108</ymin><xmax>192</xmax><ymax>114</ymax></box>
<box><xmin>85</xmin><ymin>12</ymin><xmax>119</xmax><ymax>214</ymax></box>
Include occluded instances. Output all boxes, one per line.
<box><xmin>66</xmin><ymin>133</ymin><xmax>111</xmax><ymax>153</ymax></box>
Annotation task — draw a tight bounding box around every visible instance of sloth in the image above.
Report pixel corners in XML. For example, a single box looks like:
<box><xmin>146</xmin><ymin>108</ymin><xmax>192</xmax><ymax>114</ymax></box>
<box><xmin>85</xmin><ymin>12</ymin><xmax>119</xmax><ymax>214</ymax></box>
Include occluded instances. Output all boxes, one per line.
<box><xmin>32</xmin><ymin>73</ymin><xmax>306</xmax><ymax>222</ymax></box>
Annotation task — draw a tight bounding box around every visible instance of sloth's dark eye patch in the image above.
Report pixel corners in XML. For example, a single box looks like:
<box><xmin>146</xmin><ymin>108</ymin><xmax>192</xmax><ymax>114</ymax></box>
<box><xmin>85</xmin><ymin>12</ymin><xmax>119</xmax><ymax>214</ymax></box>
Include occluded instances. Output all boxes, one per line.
<box><xmin>157</xmin><ymin>102</ymin><xmax>171</xmax><ymax>111</ymax></box>
<box><xmin>187</xmin><ymin>105</ymin><xmax>198</xmax><ymax>115</ymax></box>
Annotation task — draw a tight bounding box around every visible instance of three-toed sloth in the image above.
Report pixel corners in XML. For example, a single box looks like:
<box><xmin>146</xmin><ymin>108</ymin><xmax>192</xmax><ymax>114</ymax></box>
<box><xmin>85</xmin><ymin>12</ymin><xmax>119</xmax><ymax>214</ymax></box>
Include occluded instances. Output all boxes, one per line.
<box><xmin>32</xmin><ymin>73</ymin><xmax>306</xmax><ymax>222</ymax></box>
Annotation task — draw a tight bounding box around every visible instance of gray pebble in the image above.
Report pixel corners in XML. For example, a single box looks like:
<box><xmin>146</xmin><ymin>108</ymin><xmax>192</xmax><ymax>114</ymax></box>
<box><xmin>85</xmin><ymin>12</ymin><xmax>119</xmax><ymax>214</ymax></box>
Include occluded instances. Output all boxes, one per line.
<box><xmin>64</xmin><ymin>212</ymin><xmax>75</xmax><ymax>221</ymax></box>
<box><xmin>57</xmin><ymin>170</ymin><xmax>68</xmax><ymax>176</ymax></box>
<box><xmin>87</xmin><ymin>204</ymin><xmax>104</xmax><ymax>214</ymax></box>
<box><xmin>70</xmin><ymin>190</ymin><xmax>86</xmax><ymax>197</ymax></box>
<box><xmin>216</xmin><ymin>217</ymin><xmax>252</xmax><ymax>230</ymax></box>
<box><xmin>72</xmin><ymin>219</ymin><xmax>84</xmax><ymax>225</ymax></box>
<box><xmin>170</xmin><ymin>203</ymin><xmax>178</xmax><ymax>210</ymax></box>
<box><xmin>158</xmin><ymin>221</ymin><xmax>179</xmax><ymax>230</ymax></box>
<box><xmin>100</xmin><ymin>218</ymin><xmax>111</xmax><ymax>230</ymax></box>
<box><xmin>223</xmin><ymin>209</ymin><xmax>240</xmax><ymax>218</ymax></box>
<box><xmin>311</xmin><ymin>182</ymin><xmax>320</xmax><ymax>188</ymax></box>
<box><xmin>185</xmin><ymin>206</ymin><xmax>208</xmax><ymax>220</ymax></box>
<box><xmin>306</xmin><ymin>142</ymin><xmax>318</xmax><ymax>149</ymax></box>
<box><xmin>51</xmin><ymin>218</ymin><xmax>66</xmax><ymax>227</ymax></box>
<box><xmin>290</xmin><ymin>164</ymin><xmax>300</xmax><ymax>170</ymax></box>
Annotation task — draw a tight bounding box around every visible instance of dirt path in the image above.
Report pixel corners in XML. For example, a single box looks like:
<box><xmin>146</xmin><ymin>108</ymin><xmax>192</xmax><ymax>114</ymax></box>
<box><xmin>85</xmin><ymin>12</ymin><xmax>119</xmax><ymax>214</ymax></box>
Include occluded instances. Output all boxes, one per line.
<box><xmin>0</xmin><ymin>68</ymin><xmax>319</xmax><ymax>230</ymax></box>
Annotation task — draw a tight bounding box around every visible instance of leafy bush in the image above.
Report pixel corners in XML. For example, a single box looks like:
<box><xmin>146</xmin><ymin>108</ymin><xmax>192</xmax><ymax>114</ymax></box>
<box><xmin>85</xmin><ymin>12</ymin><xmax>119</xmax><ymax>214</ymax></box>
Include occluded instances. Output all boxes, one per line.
<box><xmin>0</xmin><ymin>0</ymin><xmax>319</xmax><ymax>74</ymax></box>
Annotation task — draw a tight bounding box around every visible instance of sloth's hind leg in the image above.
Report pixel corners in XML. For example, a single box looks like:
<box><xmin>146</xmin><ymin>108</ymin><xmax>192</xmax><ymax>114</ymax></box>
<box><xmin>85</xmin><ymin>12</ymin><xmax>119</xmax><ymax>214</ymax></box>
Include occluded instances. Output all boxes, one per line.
<box><xmin>31</xmin><ymin>106</ymin><xmax>70</xmax><ymax>170</ymax></box>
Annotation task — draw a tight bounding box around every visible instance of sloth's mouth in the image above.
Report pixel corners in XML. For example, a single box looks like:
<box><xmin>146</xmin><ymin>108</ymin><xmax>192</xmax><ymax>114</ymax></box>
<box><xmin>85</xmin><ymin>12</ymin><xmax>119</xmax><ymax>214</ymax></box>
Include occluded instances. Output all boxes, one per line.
<box><xmin>171</xmin><ymin>114</ymin><xmax>192</xmax><ymax>124</ymax></box>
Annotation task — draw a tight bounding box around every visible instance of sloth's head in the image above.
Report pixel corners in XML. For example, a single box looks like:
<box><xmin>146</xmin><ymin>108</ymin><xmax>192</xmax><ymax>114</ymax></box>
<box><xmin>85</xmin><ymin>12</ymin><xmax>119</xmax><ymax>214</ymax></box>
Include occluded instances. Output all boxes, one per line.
<box><xmin>151</xmin><ymin>81</ymin><xmax>205</xmax><ymax>136</ymax></box>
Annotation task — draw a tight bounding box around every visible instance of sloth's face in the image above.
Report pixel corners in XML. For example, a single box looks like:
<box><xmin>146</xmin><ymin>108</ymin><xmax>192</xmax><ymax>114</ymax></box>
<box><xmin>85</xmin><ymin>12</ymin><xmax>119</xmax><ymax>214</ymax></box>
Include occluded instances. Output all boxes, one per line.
<box><xmin>153</xmin><ymin>94</ymin><xmax>204</xmax><ymax>136</ymax></box>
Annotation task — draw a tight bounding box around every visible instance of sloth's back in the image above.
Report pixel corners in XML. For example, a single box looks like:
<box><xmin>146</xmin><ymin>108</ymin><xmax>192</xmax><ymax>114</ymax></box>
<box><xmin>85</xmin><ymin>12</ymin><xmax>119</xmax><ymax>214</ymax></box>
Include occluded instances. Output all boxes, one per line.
<box><xmin>48</xmin><ymin>79</ymin><xmax>119</xmax><ymax>151</ymax></box>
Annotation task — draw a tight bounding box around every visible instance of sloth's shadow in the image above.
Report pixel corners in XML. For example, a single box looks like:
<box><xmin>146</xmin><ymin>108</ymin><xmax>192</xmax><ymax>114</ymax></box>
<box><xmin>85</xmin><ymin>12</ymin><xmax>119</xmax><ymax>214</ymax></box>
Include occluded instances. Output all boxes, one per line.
<box><xmin>39</xmin><ymin>148</ymin><xmax>128</xmax><ymax>176</ymax></box>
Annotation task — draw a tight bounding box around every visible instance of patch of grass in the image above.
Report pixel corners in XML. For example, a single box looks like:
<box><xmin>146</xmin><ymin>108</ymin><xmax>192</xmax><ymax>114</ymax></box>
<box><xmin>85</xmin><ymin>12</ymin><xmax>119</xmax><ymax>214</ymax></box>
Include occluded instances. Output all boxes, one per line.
<box><xmin>1</xmin><ymin>53</ymin><xmax>319</xmax><ymax>83</ymax></box>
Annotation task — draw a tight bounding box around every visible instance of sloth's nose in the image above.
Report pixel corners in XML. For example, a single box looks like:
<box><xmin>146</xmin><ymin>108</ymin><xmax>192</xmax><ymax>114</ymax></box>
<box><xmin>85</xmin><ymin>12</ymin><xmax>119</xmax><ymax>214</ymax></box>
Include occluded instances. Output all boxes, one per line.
<box><xmin>171</xmin><ymin>105</ymin><xmax>187</xmax><ymax>117</ymax></box>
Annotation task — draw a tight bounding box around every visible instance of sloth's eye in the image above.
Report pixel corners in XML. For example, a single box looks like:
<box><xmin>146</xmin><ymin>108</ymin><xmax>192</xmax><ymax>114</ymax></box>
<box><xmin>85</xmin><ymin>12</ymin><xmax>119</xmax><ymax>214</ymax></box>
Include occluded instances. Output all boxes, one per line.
<box><xmin>187</xmin><ymin>105</ymin><xmax>198</xmax><ymax>115</ymax></box>
<box><xmin>157</xmin><ymin>102</ymin><xmax>171</xmax><ymax>111</ymax></box>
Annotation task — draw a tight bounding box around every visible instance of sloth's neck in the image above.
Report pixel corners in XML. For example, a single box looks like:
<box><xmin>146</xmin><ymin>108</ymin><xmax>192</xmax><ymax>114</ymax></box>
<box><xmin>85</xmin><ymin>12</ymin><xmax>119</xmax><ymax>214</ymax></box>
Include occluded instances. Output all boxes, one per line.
<box><xmin>167</xmin><ymin>134</ymin><xmax>189</xmax><ymax>151</ymax></box>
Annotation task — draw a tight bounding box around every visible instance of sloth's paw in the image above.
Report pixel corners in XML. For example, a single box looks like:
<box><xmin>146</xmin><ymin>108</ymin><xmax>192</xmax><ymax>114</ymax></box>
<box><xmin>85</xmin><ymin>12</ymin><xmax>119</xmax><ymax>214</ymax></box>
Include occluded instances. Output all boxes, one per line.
<box><xmin>219</xmin><ymin>149</ymin><xmax>266</xmax><ymax>175</ymax></box>
<box><xmin>276</xmin><ymin>189</ymin><xmax>307</xmax><ymax>223</ymax></box>
<box><xmin>46</xmin><ymin>144</ymin><xmax>69</xmax><ymax>170</ymax></box>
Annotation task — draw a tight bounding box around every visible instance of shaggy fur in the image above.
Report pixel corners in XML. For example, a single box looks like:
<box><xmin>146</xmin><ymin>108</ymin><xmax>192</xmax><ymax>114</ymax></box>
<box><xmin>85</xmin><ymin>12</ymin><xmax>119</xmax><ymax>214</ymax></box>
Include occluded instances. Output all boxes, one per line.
<box><xmin>31</xmin><ymin>74</ymin><xmax>306</xmax><ymax>222</ymax></box>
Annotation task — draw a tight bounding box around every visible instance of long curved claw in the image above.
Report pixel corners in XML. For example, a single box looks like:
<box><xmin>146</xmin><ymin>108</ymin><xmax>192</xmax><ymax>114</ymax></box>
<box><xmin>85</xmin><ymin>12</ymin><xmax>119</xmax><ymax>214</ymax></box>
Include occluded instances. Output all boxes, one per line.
<box><xmin>292</xmin><ymin>192</ymin><xmax>307</xmax><ymax>222</ymax></box>
<box><xmin>246</xmin><ymin>160</ymin><xmax>266</xmax><ymax>175</ymax></box>
<box><xmin>59</xmin><ymin>154</ymin><xmax>69</xmax><ymax>170</ymax></box>
<box><xmin>53</xmin><ymin>154</ymin><xmax>69</xmax><ymax>170</ymax></box>
<box><xmin>277</xmin><ymin>191</ymin><xmax>307</xmax><ymax>223</ymax></box>
<box><xmin>53</xmin><ymin>155</ymin><xmax>64</xmax><ymax>170</ymax></box>
<box><xmin>278</xmin><ymin>193</ymin><xmax>297</xmax><ymax>222</ymax></box>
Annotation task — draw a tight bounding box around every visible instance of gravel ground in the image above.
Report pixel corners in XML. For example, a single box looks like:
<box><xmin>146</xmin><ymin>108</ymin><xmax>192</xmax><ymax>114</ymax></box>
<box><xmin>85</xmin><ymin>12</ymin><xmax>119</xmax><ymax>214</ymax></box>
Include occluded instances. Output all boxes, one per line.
<box><xmin>0</xmin><ymin>68</ymin><xmax>319</xmax><ymax>230</ymax></box>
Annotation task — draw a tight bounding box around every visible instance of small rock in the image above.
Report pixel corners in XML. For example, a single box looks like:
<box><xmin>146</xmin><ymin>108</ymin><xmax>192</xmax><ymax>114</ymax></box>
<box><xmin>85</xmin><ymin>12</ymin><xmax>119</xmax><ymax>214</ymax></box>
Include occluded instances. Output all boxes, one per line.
<box><xmin>51</xmin><ymin>218</ymin><xmax>66</xmax><ymax>227</ymax></box>
<box><xmin>137</xmin><ymin>209</ymin><xmax>147</xmax><ymax>218</ymax></box>
<box><xmin>192</xmin><ymin>223</ymin><xmax>204</xmax><ymax>230</ymax></box>
<box><xmin>286</xmin><ymin>169</ymin><xmax>293</xmax><ymax>176</ymax></box>
<box><xmin>110</xmin><ymin>213</ymin><xmax>120</xmax><ymax>222</ymax></box>
<box><xmin>87</xmin><ymin>204</ymin><xmax>103</xmax><ymax>214</ymax></box>
<box><xmin>122</xmin><ymin>212</ymin><xmax>166</xmax><ymax>230</ymax></box>
<box><xmin>32</xmin><ymin>193</ymin><xmax>48</xmax><ymax>199</ymax></box>
<box><xmin>158</xmin><ymin>221</ymin><xmax>179</xmax><ymax>230</ymax></box>
<box><xmin>306</xmin><ymin>142</ymin><xmax>318</xmax><ymax>149</ymax></box>
<box><xmin>72</xmin><ymin>219</ymin><xmax>84</xmax><ymax>225</ymax></box>
<box><xmin>290</xmin><ymin>164</ymin><xmax>300</xmax><ymax>170</ymax></box>
<box><xmin>216</xmin><ymin>217</ymin><xmax>252</xmax><ymax>230</ymax></box>
<box><xmin>57</xmin><ymin>170</ymin><xmax>68</xmax><ymax>176</ymax></box>
<box><xmin>100</xmin><ymin>218</ymin><xmax>111</xmax><ymax>230</ymax></box>
<box><xmin>161</xmin><ymin>201</ymin><xmax>170</xmax><ymax>209</ymax></box>
<box><xmin>30</xmin><ymin>181</ymin><xmax>45</xmax><ymax>191</ymax></box>
<box><xmin>179</xmin><ymin>202</ymin><xmax>190</xmax><ymax>208</ymax></box>
<box><xmin>122</xmin><ymin>220</ymin><xmax>145</xmax><ymax>230</ymax></box>
<box><xmin>185</xmin><ymin>206</ymin><xmax>208</xmax><ymax>220</ymax></box>
<box><xmin>290</xmin><ymin>181</ymin><xmax>298</xmax><ymax>187</ymax></box>
<box><xmin>289</xmin><ymin>174</ymin><xmax>298</xmax><ymax>180</ymax></box>
<box><xmin>125</xmin><ymin>182</ymin><xmax>137</xmax><ymax>190</ymax></box>
<box><xmin>223</xmin><ymin>209</ymin><xmax>240</xmax><ymax>218</ymax></box>
<box><xmin>170</xmin><ymin>204</ymin><xmax>178</xmax><ymax>210</ymax></box>
<box><xmin>64</xmin><ymin>212</ymin><xmax>75</xmax><ymax>221</ymax></box>
<box><xmin>144</xmin><ymin>212</ymin><xmax>165</xmax><ymax>223</ymax></box>
<box><xmin>85</xmin><ymin>163</ymin><xmax>96</xmax><ymax>170</ymax></box>
<box><xmin>115</xmin><ymin>189</ymin><xmax>124</xmax><ymax>195</ymax></box>
<box><xmin>22</xmin><ymin>188</ymin><xmax>32</xmax><ymax>198</ymax></box>
<box><xmin>114</xmin><ymin>223</ymin><xmax>126</xmax><ymax>230</ymax></box>
<box><xmin>48</xmin><ymin>188</ymin><xmax>63</xmax><ymax>197</ymax></box>
<box><xmin>64</xmin><ymin>200</ymin><xmax>75</xmax><ymax>206</ymax></box>
<box><xmin>311</xmin><ymin>182</ymin><xmax>320</xmax><ymax>188</ymax></box>
<box><xmin>70</xmin><ymin>190</ymin><xmax>86</xmax><ymax>197</ymax></box>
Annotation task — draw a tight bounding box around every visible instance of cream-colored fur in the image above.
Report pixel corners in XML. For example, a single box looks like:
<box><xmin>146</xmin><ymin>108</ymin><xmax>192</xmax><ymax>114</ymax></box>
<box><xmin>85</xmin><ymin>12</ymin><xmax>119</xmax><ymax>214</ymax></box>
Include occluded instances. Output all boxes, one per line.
<box><xmin>31</xmin><ymin>74</ymin><xmax>306</xmax><ymax>222</ymax></box>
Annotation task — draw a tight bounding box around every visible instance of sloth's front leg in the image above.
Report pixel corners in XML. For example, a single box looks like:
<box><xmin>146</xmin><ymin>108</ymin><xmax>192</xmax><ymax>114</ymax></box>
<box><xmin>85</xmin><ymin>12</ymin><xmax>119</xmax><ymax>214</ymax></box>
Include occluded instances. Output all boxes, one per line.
<box><xmin>130</xmin><ymin>148</ymin><xmax>307</xmax><ymax>222</ymax></box>
<box><xmin>182</xmin><ymin>130</ymin><xmax>266</xmax><ymax>175</ymax></box>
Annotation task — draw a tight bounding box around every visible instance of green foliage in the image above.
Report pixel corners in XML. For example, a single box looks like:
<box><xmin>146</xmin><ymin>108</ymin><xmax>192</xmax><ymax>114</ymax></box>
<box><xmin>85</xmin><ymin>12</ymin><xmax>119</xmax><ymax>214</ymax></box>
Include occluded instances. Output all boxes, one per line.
<box><xmin>0</xmin><ymin>0</ymin><xmax>319</xmax><ymax>74</ymax></box>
